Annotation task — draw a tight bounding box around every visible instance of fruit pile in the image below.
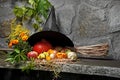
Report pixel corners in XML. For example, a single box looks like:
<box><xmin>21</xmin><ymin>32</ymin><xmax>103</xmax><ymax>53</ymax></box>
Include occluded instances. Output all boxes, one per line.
<box><xmin>27</xmin><ymin>39</ymin><xmax>77</xmax><ymax>61</ymax></box>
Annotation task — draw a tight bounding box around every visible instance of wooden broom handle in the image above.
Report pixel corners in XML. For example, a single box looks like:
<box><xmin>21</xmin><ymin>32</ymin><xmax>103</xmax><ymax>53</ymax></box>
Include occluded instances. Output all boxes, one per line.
<box><xmin>0</xmin><ymin>48</ymin><xmax>13</xmax><ymax>51</ymax></box>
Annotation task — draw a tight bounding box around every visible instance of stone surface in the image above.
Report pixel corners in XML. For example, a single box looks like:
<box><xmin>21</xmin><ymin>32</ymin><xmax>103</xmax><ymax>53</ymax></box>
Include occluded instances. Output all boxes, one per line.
<box><xmin>0</xmin><ymin>0</ymin><xmax>14</xmax><ymax>48</ymax></box>
<box><xmin>83</xmin><ymin>0</ymin><xmax>112</xmax><ymax>8</ymax></box>
<box><xmin>0</xmin><ymin>53</ymin><xmax>120</xmax><ymax>78</ymax></box>
<box><xmin>108</xmin><ymin>1</ymin><xmax>120</xmax><ymax>33</ymax></box>
<box><xmin>110</xmin><ymin>31</ymin><xmax>120</xmax><ymax>60</ymax></box>
<box><xmin>56</xmin><ymin>5</ymin><xmax>75</xmax><ymax>35</ymax></box>
<box><xmin>48</xmin><ymin>0</ymin><xmax>65</xmax><ymax>9</ymax></box>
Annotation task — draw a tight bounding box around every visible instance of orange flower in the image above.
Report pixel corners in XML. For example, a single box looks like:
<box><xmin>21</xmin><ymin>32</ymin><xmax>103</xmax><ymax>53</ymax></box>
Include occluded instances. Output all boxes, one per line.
<box><xmin>21</xmin><ymin>35</ymin><xmax>28</xmax><ymax>41</ymax></box>
<box><xmin>8</xmin><ymin>42</ymin><xmax>12</xmax><ymax>48</ymax></box>
<box><xmin>8</xmin><ymin>39</ymin><xmax>19</xmax><ymax>47</ymax></box>
<box><xmin>10</xmin><ymin>39</ymin><xmax>19</xmax><ymax>45</ymax></box>
<box><xmin>19</xmin><ymin>32</ymin><xmax>26</xmax><ymax>37</ymax></box>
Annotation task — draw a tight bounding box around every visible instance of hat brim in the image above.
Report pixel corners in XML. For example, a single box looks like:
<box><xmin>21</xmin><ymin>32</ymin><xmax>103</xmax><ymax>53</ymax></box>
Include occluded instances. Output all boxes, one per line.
<box><xmin>27</xmin><ymin>31</ymin><xmax>74</xmax><ymax>47</ymax></box>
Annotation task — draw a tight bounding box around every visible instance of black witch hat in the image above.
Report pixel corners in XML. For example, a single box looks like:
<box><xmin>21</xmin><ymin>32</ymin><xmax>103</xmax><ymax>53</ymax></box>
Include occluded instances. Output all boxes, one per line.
<box><xmin>27</xmin><ymin>31</ymin><xmax>74</xmax><ymax>47</ymax></box>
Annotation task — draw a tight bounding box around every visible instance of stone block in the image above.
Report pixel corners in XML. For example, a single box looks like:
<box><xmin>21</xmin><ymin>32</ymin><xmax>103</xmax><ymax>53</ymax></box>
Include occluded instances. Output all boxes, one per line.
<box><xmin>108</xmin><ymin>1</ymin><xmax>120</xmax><ymax>33</ymax></box>
<box><xmin>56</xmin><ymin>5</ymin><xmax>75</xmax><ymax>35</ymax></box>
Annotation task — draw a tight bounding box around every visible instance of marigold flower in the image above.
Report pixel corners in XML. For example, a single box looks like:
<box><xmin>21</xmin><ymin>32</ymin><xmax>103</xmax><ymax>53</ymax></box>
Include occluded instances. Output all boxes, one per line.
<box><xmin>21</xmin><ymin>35</ymin><xmax>28</xmax><ymax>41</ymax></box>
<box><xmin>19</xmin><ymin>32</ymin><xmax>26</xmax><ymax>37</ymax></box>
<box><xmin>8</xmin><ymin>42</ymin><xmax>12</xmax><ymax>48</ymax></box>
<box><xmin>11</xmin><ymin>39</ymin><xmax>19</xmax><ymax>44</ymax></box>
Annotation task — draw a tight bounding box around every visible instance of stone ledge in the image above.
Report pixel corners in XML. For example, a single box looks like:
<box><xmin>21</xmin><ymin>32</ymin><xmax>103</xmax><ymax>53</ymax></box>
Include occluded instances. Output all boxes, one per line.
<box><xmin>0</xmin><ymin>53</ymin><xmax>120</xmax><ymax>78</ymax></box>
<box><xmin>61</xmin><ymin>61</ymin><xmax>120</xmax><ymax>78</ymax></box>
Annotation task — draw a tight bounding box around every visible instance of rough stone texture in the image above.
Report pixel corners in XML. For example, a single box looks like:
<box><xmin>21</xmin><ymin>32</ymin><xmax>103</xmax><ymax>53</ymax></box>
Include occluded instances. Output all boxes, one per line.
<box><xmin>0</xmin><ymin>0</ymin><xmax>14</xmax><ymax>48</ymax></box>
<box><xmin>108</xmin><ymin>1</ymin><xmax>120</xmax><ymax>33</ymax></box>
<box><xmin>56</xmin><ymin>5</ymin><xmax>75</xmax><ymax>35</ymax></box>
<box><xmin>84</xmin><ymin>0</ymin><xmax>112</xmax><ymax>8</ymax></box>
<box><xmin>48</xmin><ymin>0</ymin><xmax>120</xmax><ymax>60</ymax></box>
<box><xmin>1</xmin><ymin>0</ymin><xmax>120</xmax><ymax>60</ymax></box>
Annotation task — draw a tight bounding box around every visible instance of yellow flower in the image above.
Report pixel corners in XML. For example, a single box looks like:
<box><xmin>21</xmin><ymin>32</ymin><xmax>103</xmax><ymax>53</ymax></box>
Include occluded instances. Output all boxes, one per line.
<box><xmin>16</xmin><ymin>24</ymin><xmax>22</xmax><ymax>28</ymax></box>
<box><xmin>21</xmin><ymin>35</ymin><xmax>28</xmax><ymax>41</ymax></box>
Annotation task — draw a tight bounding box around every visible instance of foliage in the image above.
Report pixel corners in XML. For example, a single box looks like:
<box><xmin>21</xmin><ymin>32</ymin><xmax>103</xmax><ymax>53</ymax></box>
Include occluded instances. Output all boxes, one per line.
<box><xmin>6</xmin><ymin>0</ymin><xmax>51</xmax><ymax>63</ymax></box>
<box><xmin>21</xmin><ymin>58</ymin><xmax>35</xmax><ymax>73</ymax></box>
<box><xmin>13</xmin><ymin>0</ymin><xmax>51</xmax><ymax>31</ymax></box>
<box><xmin>8</xmin><ymin>18</ymin><xmax>30</xmax><ymax>40</ymax></box>
<box><xmin>5</xmin><ymin>23</ymin><xmax>32</xmax><ymax>64</ymax></box>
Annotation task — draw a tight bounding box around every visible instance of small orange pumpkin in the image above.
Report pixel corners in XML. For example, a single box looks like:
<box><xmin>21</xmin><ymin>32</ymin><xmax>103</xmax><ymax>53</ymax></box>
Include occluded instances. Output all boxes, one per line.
<box><xmin>56</xmin><ymin>52</ymin><xmax>67</xmax><ymax>59</ymax></box>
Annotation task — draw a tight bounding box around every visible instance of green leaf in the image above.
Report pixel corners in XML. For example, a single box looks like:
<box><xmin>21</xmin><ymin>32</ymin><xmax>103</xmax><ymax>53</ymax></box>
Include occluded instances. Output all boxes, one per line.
<box><xmin>36</xmin><ymin>0</ymin><xmax>51</xmax><ymax>18</ymax></box>
<box><xmin>21</xmin><ymin>61</ymin><xmax>35</xmax><ymax>73</ymax></box>
<box><xmin>25</xmin><ymin>7</ymin><xmax>34</xmax><ymax>17</ymax></box>
<box><xmin>20</xmin><ymin>54</ymin><xmax>27</xmax><ymax>61</ymax></box>
<box><xmin>35</xmin><ymin>15</ymin><xmax>43</xmax><ymax>23</ymax></box>
<box><xmin>14</xmin><ymin>48</ymin><xmax>20</xmax><ymax>54</ymax></box>
<box><xmin>28</xmin><ymin>0</ymin><xmax>35</xmax><ymax>5</ymax></box>
<box><xmin>32</xmin><ymin>23</ymin><xmax>39</xmax><ymax>31</ymax></box>
<box><xmin>14</xmin><ymin>54</ymin><xmax>20</xmax><ymax>62</ymax></box>
<box><xmin>13</xmin><ymin>6</ymin><xmax>27</xmax><ymax>17</ymax></box>
<box><xmin>5</xmin><ymin>58</ymin><xmax>13</xmax><ymax>62</ymax></box>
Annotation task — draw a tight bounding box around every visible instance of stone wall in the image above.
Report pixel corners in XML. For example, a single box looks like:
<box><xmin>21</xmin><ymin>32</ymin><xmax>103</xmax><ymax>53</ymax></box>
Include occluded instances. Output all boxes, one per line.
<box><xmin>48</xmin><ymin>0</ymin><xmax>120</xmax><ymax>60</ymax></box>
<box><xmin>1</xmin><ymin>0</ymin><xmax>120</xmax><ymax>59</ymax></box>
<box><xmin>0</xmin><ymin>0</ymin><xmax>14</xmax><ymax>47</ymax></box>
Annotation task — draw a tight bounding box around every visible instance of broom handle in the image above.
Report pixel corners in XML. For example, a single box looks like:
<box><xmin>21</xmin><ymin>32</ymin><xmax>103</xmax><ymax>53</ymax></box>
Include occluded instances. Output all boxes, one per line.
<box><xmin>0</xmin><ymin>48</ymin><xmax>13</xmax><ymax>51</ymax></box>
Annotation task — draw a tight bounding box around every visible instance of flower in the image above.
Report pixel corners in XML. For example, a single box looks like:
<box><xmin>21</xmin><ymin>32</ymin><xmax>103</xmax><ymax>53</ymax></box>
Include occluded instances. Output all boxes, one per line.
<box><xmin>8</xmin><ymin>23</ymin><xmax>30</xmax><ymax>46</ymax></box>
<box><xmin>19</xmin><ymin>32</ymin><xmax>29</xmax><ymax>41</ymax></box>
<box><xmin>19</xmin><ymin>32</ymin><xmax>26</xmax><ymax>37</ymax></box>
<box><xmin>21</xmin><ymin>35</ymin><xmax>28</xmax><ymax>41</ymax></box>
<box><xmin>7</xmin><ymin>23</ymin><xmax>32</xmax><ymax>63</ymax></box>
<box><xmin>8</xmin><ymin>39</ymin><xmax>19</xmax><ymax>48</ymax></box>
<box><xmin>11</xmin><ymin>39</ymin><xmax>19</xmax><ymax>44</ymax></box>
<box><xmin>8</xmin><ymin>42</ymin><xmax>12</xmax><ymax>48</ymax></box>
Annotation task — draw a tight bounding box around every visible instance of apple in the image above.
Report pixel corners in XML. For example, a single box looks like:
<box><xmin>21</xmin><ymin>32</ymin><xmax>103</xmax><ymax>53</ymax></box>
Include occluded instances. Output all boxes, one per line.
<box><xmin>27</xmin><ymin>51</ymin><xmax>38</xmax><ymax>59</ymax></box>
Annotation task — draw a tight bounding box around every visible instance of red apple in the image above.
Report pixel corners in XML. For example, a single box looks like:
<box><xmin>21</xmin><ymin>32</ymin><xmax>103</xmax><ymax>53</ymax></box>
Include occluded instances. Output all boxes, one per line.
<box><xmin>27</xmin><ymin>51</ymin><xmax>38</xmax><ymax>59</ymax></box>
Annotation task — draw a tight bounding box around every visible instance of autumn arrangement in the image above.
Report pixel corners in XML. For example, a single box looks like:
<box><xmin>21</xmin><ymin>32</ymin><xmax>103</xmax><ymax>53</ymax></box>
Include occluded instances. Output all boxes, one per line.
<box><xmin>4</xmin><ymin>1</ymin><xmax>110</xmax><ymax>80</ymax></box>
<box><xmin>6</xmin><ymin>21</ymin><xmax>78</xmax><ymax>79</ymax></box>
<box><xmin>5</xmin><ymin>0</ymin><xmax>78</xmax><ymax>79</ymax></box>
<box><xmin>6</xmin><ymin>22</ymin><xmax>78</xmax><ymax>65</ymax></box>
